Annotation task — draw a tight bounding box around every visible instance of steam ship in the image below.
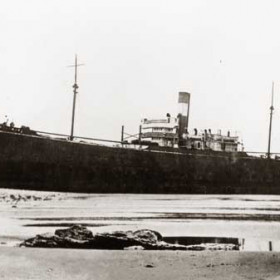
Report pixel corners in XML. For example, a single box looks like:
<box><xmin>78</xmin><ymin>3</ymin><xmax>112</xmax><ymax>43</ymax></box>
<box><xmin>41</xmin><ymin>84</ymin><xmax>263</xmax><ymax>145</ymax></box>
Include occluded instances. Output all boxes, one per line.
<box><xmin>0</xmin><ymin>58</ymin><xmax>279</xmax><ymax>194</ymax></box>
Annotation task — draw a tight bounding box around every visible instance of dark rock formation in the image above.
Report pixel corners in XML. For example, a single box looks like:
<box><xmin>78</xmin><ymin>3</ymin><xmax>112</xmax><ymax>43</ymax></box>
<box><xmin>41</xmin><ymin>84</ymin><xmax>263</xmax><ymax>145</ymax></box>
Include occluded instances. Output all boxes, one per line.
<box><xmin>22</xmin><ymin>226</ymin><xmax>95</xmax><ymax>249</ymax></box>
<box><xmin>55</xmin><ymin>225</ymin><xmax>94</xmax><ymax>240</ymax></box>
<box><xmin>20</xmin><ymin>225</ymin><xmax>239</xmax><ymax>251</ymax></box>
<box><xmin>92</xmin><ymin>229</ymin><xmax>164</xmax><ymax>250</ymax></box>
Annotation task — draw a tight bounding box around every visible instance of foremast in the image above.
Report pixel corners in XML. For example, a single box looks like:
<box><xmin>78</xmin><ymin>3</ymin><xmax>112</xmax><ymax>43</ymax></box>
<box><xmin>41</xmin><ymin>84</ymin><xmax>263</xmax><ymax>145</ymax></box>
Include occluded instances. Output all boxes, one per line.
<box><xmin>267</xmin><ymin>81</ymin><xmax>274</xmax><ymax>159</ymax></box>
<box><xmin>69</xmin><ymin>55</ymin><xmax>84</xmax><ymax>141</ymax></box>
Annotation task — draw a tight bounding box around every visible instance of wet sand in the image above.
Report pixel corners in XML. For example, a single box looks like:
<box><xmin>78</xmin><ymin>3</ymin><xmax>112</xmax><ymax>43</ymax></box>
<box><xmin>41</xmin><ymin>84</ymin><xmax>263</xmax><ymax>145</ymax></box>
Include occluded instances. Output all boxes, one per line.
<box><xmin>1</xmin><ymin>248</ymin><xmax>280</xmax><ymax>280</ymax></box>
<box><xmin>2</xmin><ymin>189</ymin><xmax>280</xmax><ymax>251</ymax></box>
<box><xmin>1</xmin><ymin>190</ymin><xmax>280</xmax><ymax>279</ymax></box>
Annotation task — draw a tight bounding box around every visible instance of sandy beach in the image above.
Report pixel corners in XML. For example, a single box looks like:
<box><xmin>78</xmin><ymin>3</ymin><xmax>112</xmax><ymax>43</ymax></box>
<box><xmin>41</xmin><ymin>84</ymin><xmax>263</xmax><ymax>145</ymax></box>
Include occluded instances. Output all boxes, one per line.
<box><xmin>0</xmin><ymin>248</ymin><xmax>279</xmax><ymax>280</ymax></box>
<box><xmin>1</xmin><ymin>190</ymin><xmax>280</xmax><ymax>279</ymax></box>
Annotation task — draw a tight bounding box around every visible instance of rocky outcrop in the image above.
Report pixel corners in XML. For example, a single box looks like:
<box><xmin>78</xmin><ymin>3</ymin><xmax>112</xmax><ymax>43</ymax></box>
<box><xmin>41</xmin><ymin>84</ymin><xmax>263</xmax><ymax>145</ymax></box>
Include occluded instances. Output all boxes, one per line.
<box><xmin>21</xmin><ymin>226</ymin><xmax>166</xmax><ymax>249</ymax></box>
<box><xmin>21</xmin><ymin>225</ymin><xmax>239</xmax><ymax>251</ymax></box>
<box><xmin>22</xmin><ymin>226</ymin><xmax>95</xmax><ymax>249</ymax></box>
<box><xmin>55</xmin><ymin>225</ymin><xmax>94</xmax><ymax>240</ymax></box>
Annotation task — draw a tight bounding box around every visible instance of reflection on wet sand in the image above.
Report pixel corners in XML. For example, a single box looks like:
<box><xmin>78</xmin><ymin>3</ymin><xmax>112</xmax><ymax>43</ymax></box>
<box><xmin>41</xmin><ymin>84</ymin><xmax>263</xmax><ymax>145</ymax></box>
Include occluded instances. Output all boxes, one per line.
<box><xmin>165</xmin><ymin>236</ymin><xmax>280</xmax><ymax>252</ymax></box>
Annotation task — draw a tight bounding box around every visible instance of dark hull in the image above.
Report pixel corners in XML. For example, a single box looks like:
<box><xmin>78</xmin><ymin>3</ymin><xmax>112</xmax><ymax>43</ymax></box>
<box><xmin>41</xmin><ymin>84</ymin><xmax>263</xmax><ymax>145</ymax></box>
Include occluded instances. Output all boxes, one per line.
<box><xmin>0</xmin><ymin>131</ymin><xmax>280</xmax><ymax>194</ymax></box>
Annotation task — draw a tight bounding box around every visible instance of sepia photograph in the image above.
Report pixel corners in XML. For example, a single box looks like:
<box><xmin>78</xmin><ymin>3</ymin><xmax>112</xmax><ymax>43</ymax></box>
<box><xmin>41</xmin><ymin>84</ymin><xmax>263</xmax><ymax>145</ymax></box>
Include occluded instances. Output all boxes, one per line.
<box><xmin>0</xmin><ymin>0</ymin><xmax>280</xmax><ymax>279</ymax></box>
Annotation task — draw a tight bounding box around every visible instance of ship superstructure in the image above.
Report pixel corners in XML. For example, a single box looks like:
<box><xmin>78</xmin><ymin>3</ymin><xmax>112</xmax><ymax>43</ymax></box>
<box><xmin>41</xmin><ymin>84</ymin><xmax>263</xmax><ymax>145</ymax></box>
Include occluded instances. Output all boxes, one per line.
<box><xmin>141</xmin><ymin>116</ymin><xmax>178</xmax><ymax>147</ymax></box>
<box><xmin>140</xmin><ymin>92</ymin><xmax>240</xmax><ymax>152</ymax></box>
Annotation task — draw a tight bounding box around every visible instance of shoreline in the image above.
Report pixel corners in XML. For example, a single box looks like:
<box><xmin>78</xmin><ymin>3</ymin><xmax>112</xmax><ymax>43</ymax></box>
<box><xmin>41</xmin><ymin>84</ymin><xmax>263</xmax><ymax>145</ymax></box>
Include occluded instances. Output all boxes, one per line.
<box><xmin>1</xmin><ymin>247</ymin><xmax>280</xmax><ymax>280</ymax></box>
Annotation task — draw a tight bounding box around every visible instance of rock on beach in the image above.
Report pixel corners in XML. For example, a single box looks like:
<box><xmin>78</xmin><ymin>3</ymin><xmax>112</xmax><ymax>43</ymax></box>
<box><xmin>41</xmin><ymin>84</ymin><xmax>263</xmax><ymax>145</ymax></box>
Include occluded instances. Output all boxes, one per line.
<box><xmin>21</xmin><ymin>225</ymin><xmax>239</xmax><ymax>251</ymax></box>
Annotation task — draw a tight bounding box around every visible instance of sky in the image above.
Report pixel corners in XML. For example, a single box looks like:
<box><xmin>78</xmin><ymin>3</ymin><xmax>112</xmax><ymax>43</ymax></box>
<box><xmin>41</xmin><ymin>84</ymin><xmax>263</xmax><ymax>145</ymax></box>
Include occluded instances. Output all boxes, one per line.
<box><xmin>1</xmin><ymin>0</ymin><xmax>280</xmax><ymax>152</ymax></box>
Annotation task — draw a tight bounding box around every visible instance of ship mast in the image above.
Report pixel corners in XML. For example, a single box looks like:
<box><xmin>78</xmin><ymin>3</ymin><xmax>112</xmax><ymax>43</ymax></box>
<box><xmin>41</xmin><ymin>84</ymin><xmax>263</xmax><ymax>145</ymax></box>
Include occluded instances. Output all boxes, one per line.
<box><xmin>267</xmin><ymin>81</ymin><xmax>274</xmax><ymax>159</ymax></box>
<box><xmin>69</xmin><ymin>55</ymin><xmax>84</xmax><ymax>141</ymax></box>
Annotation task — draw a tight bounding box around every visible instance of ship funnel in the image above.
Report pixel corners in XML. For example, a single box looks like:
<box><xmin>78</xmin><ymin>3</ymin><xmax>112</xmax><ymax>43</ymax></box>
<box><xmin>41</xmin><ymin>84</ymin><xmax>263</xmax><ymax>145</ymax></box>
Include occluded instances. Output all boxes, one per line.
<box><xmin>178</xmin><ymin>92</ymin><xmax>191</xmax><ymax>142</ymax></box>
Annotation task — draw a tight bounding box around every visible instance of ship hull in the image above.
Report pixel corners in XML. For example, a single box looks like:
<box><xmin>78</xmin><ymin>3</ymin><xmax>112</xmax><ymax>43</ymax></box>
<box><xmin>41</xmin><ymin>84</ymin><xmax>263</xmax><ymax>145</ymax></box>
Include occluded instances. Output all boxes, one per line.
<box><xmin>0</xmin><ymin>131</ymin><xmax>279</xmax><ymax>194</ymax></box>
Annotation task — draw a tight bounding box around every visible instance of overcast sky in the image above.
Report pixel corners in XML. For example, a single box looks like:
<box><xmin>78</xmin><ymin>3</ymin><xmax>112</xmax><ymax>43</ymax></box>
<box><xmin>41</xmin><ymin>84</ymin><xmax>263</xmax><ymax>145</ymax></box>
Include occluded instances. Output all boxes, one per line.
<box><xmin>1</xmin><ymin>0</ymin><xmax>280</xmax><ymax>152</ymax></box>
